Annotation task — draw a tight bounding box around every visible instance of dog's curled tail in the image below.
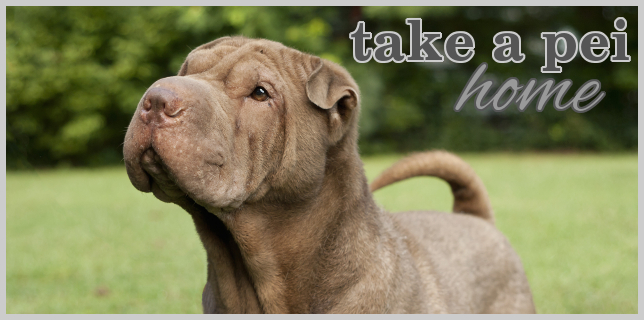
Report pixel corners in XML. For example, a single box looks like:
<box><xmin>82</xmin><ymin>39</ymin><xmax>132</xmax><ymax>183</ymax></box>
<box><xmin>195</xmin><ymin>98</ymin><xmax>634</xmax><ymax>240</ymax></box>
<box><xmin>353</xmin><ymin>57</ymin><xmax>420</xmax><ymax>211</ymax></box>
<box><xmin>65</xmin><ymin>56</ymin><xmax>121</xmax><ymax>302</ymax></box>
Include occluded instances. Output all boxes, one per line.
<box><xmin>370</xmin><ymin>151</ymin><xmax>494</xmax><ymax>224</ymax></box>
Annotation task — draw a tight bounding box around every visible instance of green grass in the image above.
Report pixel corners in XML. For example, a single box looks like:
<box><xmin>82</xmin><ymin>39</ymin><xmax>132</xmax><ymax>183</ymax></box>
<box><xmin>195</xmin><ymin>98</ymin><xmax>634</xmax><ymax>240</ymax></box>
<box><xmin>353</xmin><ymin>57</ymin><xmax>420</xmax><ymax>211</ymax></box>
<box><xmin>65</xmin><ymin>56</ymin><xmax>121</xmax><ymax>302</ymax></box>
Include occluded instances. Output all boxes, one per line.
<box><xmin>6</xmin><ymin>153</ymin><xmax>637</xmax><ymax>313</ymax></box>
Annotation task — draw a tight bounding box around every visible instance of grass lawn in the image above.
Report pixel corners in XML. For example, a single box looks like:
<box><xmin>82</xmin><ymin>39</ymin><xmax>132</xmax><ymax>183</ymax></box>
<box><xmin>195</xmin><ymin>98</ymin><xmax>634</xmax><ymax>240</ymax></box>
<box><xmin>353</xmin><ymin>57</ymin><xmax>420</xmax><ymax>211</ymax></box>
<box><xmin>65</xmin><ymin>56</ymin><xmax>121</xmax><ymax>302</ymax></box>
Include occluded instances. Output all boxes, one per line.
<box><xmin>6</xmin><ymin>153</ymin><xmax>637</xmax><ymax>313</ymax></box>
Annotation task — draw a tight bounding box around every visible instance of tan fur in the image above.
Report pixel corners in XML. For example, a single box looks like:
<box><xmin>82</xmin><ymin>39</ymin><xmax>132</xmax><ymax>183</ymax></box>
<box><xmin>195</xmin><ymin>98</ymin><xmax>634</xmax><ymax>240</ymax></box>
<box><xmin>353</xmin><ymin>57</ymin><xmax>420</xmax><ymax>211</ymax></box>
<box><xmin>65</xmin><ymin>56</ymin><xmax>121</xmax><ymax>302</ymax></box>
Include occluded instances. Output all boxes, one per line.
<box><xmin>370</xmin><ymin>151</ymin><xmax>494</xmax><ymax>224</ymax></box>
<box><xmin>123</xmin><ymin>36</ymin><xmax>535</xmax><ymax>313</ymax></box>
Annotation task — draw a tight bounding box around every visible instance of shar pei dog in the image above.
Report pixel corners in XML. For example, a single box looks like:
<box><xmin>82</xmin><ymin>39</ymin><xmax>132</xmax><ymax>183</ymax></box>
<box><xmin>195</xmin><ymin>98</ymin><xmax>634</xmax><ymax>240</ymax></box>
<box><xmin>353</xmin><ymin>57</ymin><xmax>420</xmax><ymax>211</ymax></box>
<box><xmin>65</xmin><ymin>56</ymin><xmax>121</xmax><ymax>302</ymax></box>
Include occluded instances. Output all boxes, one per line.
<box><xmin>123</xmin><ymin>36</ymin><xmax>535</xmax><ymax>313</ymax></box>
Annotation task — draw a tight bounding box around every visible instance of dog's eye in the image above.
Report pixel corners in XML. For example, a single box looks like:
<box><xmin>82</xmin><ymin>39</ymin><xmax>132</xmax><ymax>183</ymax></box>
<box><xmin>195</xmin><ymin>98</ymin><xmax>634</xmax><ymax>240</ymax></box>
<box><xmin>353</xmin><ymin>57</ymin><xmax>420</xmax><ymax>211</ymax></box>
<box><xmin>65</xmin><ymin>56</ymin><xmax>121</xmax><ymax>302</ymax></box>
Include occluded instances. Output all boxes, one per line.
<box><xmin>250</xmin><ymin>86</ymin><xmax>269</xmax><ymax>101</ymax></box>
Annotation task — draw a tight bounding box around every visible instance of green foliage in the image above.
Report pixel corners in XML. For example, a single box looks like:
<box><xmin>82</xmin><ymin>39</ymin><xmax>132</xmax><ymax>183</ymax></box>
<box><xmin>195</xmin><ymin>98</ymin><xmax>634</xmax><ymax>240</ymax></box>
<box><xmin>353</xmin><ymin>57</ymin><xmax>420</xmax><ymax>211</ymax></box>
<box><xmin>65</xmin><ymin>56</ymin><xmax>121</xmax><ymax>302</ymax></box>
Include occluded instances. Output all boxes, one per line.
<box><xmin>6</xmin><ymin>154</ymin><xmax>638</xmax><ymax>313</ymax></box>
<box><xmin>6</xmin><ymin>7</ymin><xmax>638</xmax><ymax>168</ymax></box>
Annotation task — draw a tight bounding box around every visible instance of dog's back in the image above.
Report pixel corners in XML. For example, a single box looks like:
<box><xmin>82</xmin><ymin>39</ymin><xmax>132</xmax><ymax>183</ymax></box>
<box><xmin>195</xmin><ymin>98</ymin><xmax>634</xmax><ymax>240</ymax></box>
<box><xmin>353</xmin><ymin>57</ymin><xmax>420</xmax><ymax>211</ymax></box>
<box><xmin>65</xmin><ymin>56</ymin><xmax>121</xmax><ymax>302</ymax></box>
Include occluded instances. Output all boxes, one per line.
<box><xmin>372</xmin><ymin>151</ymin><xmax>536</xmax><ymax>313</ymax></box>
<box><xmin>392</xmin><ymin>211</ymin><xmax>535</xmax><ymax>313</ymax></box>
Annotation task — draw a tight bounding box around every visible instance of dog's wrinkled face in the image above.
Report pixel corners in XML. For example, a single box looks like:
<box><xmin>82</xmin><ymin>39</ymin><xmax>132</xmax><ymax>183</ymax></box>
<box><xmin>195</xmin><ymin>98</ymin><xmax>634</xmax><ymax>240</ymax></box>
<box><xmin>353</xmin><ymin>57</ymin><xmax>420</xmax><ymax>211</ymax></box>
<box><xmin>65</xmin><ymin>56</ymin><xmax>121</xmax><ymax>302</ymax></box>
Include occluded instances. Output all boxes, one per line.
<box><xmin>123</xmin><ymin>37</ymin><xmax>359</xmax><ymax>213</ymax></box>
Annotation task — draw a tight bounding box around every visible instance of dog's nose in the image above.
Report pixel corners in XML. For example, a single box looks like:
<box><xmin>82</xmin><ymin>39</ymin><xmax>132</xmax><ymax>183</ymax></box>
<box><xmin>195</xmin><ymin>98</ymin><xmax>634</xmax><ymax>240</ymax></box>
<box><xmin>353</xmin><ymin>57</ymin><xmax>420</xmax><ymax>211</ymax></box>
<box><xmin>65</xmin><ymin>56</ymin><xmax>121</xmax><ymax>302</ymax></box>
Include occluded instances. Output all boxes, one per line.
<box><xmin>141</xmin><ymin>87</ymin><xmax>183</xmax><ymax>123</ymax></box>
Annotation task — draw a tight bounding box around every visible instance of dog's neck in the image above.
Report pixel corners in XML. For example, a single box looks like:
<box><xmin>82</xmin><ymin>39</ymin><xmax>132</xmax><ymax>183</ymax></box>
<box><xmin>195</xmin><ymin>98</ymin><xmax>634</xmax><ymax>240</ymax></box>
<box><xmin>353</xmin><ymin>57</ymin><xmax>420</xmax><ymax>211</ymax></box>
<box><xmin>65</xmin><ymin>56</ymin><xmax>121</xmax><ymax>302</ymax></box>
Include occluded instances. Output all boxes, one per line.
<box><xmin>185</xmin><ymin>138</ymin><xmax>385</xmax><ymax>313</ymax></box>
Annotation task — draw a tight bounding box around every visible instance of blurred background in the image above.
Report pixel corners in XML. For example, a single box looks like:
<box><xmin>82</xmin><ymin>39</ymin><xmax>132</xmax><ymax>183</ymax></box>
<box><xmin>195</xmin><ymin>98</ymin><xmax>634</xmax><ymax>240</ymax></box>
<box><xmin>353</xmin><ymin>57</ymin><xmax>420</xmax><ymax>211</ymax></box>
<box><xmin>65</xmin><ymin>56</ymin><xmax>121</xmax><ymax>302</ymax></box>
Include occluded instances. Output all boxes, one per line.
<box><xmin>6</xmin><ymin>6</ymin><xmax>638</xmax><ymax>314</ymax></box>
<box><xmin>6</xmin><ymin>6</ymin><xmax>638</xmax><ymax>168</ymax></box>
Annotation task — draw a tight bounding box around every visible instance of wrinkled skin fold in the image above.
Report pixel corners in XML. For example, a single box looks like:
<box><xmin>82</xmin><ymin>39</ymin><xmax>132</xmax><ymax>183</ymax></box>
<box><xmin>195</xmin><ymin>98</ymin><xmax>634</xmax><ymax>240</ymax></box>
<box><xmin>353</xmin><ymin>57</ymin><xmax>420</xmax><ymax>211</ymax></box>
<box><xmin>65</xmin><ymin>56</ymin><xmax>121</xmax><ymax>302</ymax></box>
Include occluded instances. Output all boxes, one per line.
<box><xmin>123</xmin><ymin>36</ymin><xmax>535</xmax><ymax>313</ymax></box>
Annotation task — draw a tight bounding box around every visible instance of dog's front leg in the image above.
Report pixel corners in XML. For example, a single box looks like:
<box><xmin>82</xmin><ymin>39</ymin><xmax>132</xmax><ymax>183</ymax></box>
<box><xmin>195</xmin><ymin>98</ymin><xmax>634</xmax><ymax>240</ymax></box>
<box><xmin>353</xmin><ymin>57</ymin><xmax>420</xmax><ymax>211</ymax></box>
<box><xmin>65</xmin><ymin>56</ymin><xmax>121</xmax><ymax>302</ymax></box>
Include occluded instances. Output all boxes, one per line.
<box><xmin>202</xmin><ymin>281</ymin><xmax>218</xmax><ymax>313</ymax></box>
<box><xmin>179</xmin><ymin>199</ymin><xmax>262</xmax><ymax>313</ymax></box>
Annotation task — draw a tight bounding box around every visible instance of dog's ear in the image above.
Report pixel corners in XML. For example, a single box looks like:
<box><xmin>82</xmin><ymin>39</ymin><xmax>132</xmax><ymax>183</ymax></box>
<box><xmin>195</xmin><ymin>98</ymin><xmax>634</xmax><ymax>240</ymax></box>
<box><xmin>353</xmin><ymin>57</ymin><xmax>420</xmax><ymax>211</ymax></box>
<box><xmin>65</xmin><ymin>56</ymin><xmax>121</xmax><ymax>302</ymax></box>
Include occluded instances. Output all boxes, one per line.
<box><xmin>306</xmin><ymin>57</ymin><xmax>360</xmax><ymax>143</ymax></box>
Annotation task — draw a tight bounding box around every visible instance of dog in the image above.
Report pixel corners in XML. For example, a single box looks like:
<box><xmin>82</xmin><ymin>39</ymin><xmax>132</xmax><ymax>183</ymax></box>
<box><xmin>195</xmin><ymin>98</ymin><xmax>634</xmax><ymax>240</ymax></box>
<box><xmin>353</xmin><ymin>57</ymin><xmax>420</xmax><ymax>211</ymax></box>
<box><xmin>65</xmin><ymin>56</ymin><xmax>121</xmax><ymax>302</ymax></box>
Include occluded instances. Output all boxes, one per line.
<box><xmin>123</xmin><ymin>36</ymin><xmax>536</xmax><ymax>313</ymax></box>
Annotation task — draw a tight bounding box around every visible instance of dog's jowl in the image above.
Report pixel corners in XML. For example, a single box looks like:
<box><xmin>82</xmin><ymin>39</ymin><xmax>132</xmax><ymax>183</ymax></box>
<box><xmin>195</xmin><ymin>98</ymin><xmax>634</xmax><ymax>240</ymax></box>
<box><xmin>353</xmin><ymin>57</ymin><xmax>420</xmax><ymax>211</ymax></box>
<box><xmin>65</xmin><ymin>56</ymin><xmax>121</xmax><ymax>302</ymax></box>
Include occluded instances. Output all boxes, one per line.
<box><xmin>123</xmin><ymin>36</ymin><xmax>536</xmax><ymax>314</ymax></box>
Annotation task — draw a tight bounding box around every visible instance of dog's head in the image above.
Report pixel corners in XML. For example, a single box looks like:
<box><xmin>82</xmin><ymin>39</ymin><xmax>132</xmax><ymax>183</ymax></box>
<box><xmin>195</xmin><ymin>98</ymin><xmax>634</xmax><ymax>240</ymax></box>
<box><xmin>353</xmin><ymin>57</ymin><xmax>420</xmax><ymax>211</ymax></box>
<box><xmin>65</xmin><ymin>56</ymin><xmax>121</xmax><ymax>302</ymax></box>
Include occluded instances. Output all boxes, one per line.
<box><xmin>123</xmin><ymin>37</ymin><xmax>360</xmax><ymax>212</ymax></box>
